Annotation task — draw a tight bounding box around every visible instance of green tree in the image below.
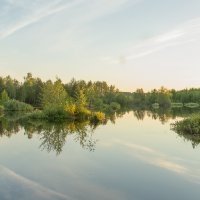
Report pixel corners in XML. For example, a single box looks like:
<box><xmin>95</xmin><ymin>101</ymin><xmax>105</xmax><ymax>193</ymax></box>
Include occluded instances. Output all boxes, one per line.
<box><xmin>157</xmin><ymin>87</ymin><xmax>172</xmax><ymax>108</ymax></box>
<box><xmin>133</xmin><ymin>88</ymin><xmax>146</xmax><ymax>106</ymax></box>
<box><xmin>75</xmin><ymin>89</ymin><xmax>87</xmax><ymax>109</ymax></box>
<box><xmin>0</xmin><ymin>90</ymin><xmax>9</xmax><ymax>104</ymax></box>
<box><xmin>42</xmin><ymin>79</ymin><xmax>67</xmax><ymax>110</ymax></box>
<box><xmin>4</xmin><ymin>76</ymin><xmax>17</xmax><ymax>99</ymax></box>
<box><xmin>21</xmin><ymin>73</ymin><xmax>43</xmax><ymax>106</ymax></box>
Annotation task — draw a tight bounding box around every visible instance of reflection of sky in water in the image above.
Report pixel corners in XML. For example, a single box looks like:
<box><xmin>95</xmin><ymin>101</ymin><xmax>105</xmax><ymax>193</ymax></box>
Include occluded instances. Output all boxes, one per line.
<box><xmin>0</xmin><ymin>165</ymin><xmax>69</xmax><ymax>200</ymax></box>
<box><xmin>0</xmin><ymin>112</ymin><xmax>200</xmax><ymax>200</ymax></box>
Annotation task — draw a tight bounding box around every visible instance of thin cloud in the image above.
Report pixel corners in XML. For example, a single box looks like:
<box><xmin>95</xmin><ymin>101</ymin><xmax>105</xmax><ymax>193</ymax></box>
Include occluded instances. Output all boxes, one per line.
<box><xmin>103</xmin><ymin>17</ymin><xmax>200</xmax><ymax>64</ymax></box>
<box><xmin>153</xmin><ymin>159</ymin><xmax>187</xmax><ymax>174</ymax></box>
<box><xmin>0</xmin><ymin>0</ymin><xmax>141</xmax><ymax>40</ymax></box>
<box><xmin>115</xmin><ymin>139</ymin><xmax>156</xmax><ymax>153</ymax></box>
<box><xmin>0</xmin><ymin>0</ymin><xmax>84</xmax><ymax>39</ymax></box>
<box><xmin>117</xmin><ymin>140</ymin><xmax>200</xmax><ymax>184</ymax></box>
<box><xmin>155</xmin><ymin>30</ymin><xmax>185</xmax><ymax>43</ymax></box>
<box><xmin>45</xmin><ymin>0</ymin><xmax>143</xmax><ymax>52</ymax></box>
<box><xmin>0</xmin><ymin>165</ymin><xmax>71</xmax><ymax>200</ymax></box>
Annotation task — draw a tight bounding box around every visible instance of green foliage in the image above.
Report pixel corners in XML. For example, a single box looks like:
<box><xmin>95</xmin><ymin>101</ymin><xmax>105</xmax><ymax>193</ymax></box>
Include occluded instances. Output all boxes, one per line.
<box><xmin>133</xmin><ymin>88</ymin><xmax>146</xmax><ymax>106</ymax></box>
<box><xmin>0</xmin><ymin>105</ymin><xmax>4</xmax><ymax>113</ymax></box>
<box><xmin>74</xmin><ymin>89</ymin><xmax>87</xmax><ymax>110</ymax></box>
<box><xmin>0</xmin><ymin>90</ymin><xmax>10</xmax><ymax>104</ymax></box>
<box><xmin>171</xmin><ymin>115</ymin><xmax>200</xmax><ymax>135</ymax></box>
<box><xmin>65</xmin><ymin>99</ymin><xmax>77</xmax><ymax>116</ymax></box>
<box><xmin>4</xmin><ymin>99</ymin><xmax>34</xmax><ymax>111</ymax></box>
<box><xmin>110</xmin><ymin>102</ymin><xmax>121</xmax><ymax>111</ymax></box>
<box><xmin>76</xmin><ymin>107</ymin><xmax>91</xmax><ymax>119</ymax></box>
<box><xmin>152</xmin><ymin>103</ymin><xmax>159</xmax><ymax>109</ymax></box>
<box><xmin>157</xmin><ymin>87</ymin><xmax>172</xmax><ymax>108</ymax></box>
<box><xmin>115</xmin><ymin>93</ymin><xmax>133</xmax><ymax>107</ymax></box>
<box><xmin>92</xmin><ymin>98</ymin><xmax>105</xmax><ymax>110</ymax></box>
<box><xmin>43</xmin><ymin>106</ymin><xmax>68</xmax><ymax>121</ymax></box>
<box><xmin>146</xmin><ymin>89</ymin><xmax>158</xmax><ymax>106</ymax></box>
<box><xmin>3</xmin><ymin>76</ymin><xmax>17</xmax><ymax>99</ymax></box>
<box><xmin>42</xmin><ymin>79</ymin><xmax>67</xmax><ymax>110</ymax></box>
<box><xmin>65</xmin><ymin>96</ymin><xmax>91</xmax><ymax>119</ymax></box>
<box><xmin>171</xmin><ymin>88</ymin><xmax>200</xmax><ymax>104</ymax></box>
<box><xmin>184</xmin><ymin>103</ymin><xmax>199</xmax><ymax>108</ymax></box>
<box><xmin>2</xmin><ymin>73</ymin><xmax>200</xmax><ymax>122</ymax></box>
<box><xmin>28</xmin><ymin>110</ymin><xmax>45</xmax><ymax>119</ymax></box>
<box><xmin>171</xmin><ymin>102</ymin><xmax>183</xmax><ymax>108</ymax></box>
<box><xmin>91</xmin><ymin>112</ymin><xmax>106</xmax><ymax>122</ymax></box>
<box><xmin>22</xmin><ymin>73</ymin><xmax>44</xmax><ymax>106</ymax></box>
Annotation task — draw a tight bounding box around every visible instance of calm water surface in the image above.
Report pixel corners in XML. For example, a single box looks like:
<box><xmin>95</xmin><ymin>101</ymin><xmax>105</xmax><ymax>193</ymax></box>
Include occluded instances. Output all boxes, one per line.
<box><xmin>0</xmin><ymin>111</ymin><xmax>200</xmax><ymax>200</ymax></box>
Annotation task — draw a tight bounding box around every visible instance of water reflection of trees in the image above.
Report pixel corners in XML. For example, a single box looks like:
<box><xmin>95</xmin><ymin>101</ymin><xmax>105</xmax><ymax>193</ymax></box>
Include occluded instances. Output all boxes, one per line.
<box><xmin>0</xmin><ymin>108</ymin><xmax>200</xmax><ymax>153</ymax></box>
<box><xmin>133</xmin><ymin>107</ymin><xmax>200</xmax><ymax>124</ymax></box>
<box><xmin>175</xmin><ymin>132</ymin><xmax>200</xmax><ymax>149</ymax></box>
<box><xmin>24</xmin><ymin>120</ymin><xmax>107</xmax><ymax>154</ymax></box>
<box><xmin>0</xmin><ymin>113</ymin><xmax>115</xmax><ymax>154</ymax></box>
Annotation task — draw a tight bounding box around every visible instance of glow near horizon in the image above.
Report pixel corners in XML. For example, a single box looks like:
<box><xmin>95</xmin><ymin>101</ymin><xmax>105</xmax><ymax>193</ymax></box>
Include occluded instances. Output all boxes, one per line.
<box><xmin>0</xmin><ymin>0</ymin><xmax>200</xmax><ymax>91</ymax></box>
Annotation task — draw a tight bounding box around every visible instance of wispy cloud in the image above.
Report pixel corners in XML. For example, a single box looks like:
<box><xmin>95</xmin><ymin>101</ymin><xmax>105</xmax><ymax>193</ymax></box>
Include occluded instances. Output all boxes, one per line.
<box><xmin>152</xmin><ymin>159</ymin><xmax>187</xmax><ymax>174</ymax></box>
<box><xmin>102</xmin><ymin>17</ymin><xmax>200</xmax><ymax>64</ymax></box>
<box><xmin>0</xmin><ymin>0</ymin><xmax>141</xmax><ymax>40</ymax></box>
<box><xmin>155</xmin><ymin>30</ymin><xmax>185</xmax><ymax>43</ymax></box>
<box><xmin>0</xmin><ymin>165</ymin><xmax>71</xmax><ymax>200</ymax></box>
<box><xmin>0</xmin><ymin>0</ymin><xmax>85</xmax><ymax>39</ymax></box>
<box><xmin>115</xmin><ymin>140</ymin><xmax>200</xmax><ymax>184</ymax></box>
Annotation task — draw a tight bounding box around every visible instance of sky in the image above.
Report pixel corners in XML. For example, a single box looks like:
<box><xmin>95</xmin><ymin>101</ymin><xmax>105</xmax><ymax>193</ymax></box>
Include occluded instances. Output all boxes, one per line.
<box><xmin>0</xmin><ymin>0</ymin><xmax>200</xmax><ymax>91</ymax></box>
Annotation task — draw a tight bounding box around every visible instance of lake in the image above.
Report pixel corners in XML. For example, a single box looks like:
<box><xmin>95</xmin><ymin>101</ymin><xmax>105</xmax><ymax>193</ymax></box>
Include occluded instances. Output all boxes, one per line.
<box><xmin>0</xmin><ymin>110</ymin><xmax>200</xmax><ymax>200</ymax></box>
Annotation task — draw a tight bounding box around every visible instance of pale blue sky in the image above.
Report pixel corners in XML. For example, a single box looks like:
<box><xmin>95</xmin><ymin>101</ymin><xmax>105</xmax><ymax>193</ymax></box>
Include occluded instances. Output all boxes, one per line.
<box><xmin>0</xmin><ymin>0</ymin><xmax>200</xmax><ymax>91</ymax></box>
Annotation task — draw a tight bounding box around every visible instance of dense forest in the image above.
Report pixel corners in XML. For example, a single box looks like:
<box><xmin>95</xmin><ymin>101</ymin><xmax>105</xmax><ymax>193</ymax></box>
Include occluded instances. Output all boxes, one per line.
<box><xmin>0</xmin><ymin>73</ymin><xmax>200</xmax><ymax>121</ymax></box>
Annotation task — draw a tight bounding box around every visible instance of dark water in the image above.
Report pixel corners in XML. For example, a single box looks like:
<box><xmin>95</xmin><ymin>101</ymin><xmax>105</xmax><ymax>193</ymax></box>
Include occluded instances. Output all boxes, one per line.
<box><xmin>0</xmin><ymin>110</ymin><xmax>200</xmax><ymax>200</ymax></box>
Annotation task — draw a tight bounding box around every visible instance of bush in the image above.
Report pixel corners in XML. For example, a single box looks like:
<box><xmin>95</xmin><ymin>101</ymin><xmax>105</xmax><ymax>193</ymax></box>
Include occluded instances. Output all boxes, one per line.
<box><xmin>152</xmin><ymin>103</ymin><xmax>159</xmax><ymax>109</ymax></box>
<box><xmin>4</xmin><ymin>100</ymin><xmax>34</xmax><ymax>111</ymax></box>
<box><xmin>0</xmin><ymin>105</ymin><xmax>4</xmax><ymax>113</ymax></box>
<box><xmin>43</xmin><ymin>106</ymin><xmax>68</xmax><ymax>121</ymax></box>
<box><xmin>171</xmin><ymin>115</ymin><xmax>200</xmax><ymax>135</ymax></box>
<box><xmin>110</xmin><ymin>102</ymin><xmax>121</xmax><ymax>111</ymax></box>
<box><xmin>92</xmin><ymin>98</ymin><xmax>105</xmax><ymax>111</ymax></box>
<box><xmin>78</xmin><ymin>107</ymin><xmax>91</xmax><ymax>115</ymax></box>
<box><xmin>66</xmin><ymin>102</ymin><xmax>76</xmax><ymax>115</ymax></box>
<box><xmin>0</xmin><ymin>90</ymin><xmax>9</xmax><ymax>105</ymax></box>
<box><xmin>66</xmin><ymin>99</ymin><xmax>91</xmax><ymax>119</ymax></box>
<box><xmin>184</xmin><ymin>103</ymin><xmax>199</xmax><ymax>108</ymax></box>
<box><xmin>91</xmin><ymin>112</ymin><xmax>106</xmax><ymax>122</ymax></box>
<box><xmin>28</xmin><ymin>110</ymin><xmax>45</xmax><ymax>119</ymax></box>
<box><xmin>171</xmin><ymin>102</ymin><xmax>183</xmax><ymax>108</ymax></box>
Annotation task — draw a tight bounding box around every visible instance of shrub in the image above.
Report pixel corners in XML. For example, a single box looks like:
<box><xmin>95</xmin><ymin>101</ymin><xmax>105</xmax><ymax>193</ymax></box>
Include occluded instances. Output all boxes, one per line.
<box><xmin>66</xmin><ymin>99</ymin><xmax>91</xmax><ymax>118</ymax></box>
<box><xmin>0</xmin><ymin>90</ymin><xmax>9</xmax><ymax>105</ymax></box>
<box><xmin>28</xmin><ymin>110</ymin><xmax>45</xmax><ymax>119</ymax></box>
<box><xmin>92</xmin><ymin>98</ymin><xmax>105</xmax><ymax>111</ymax></box>
<box><xmin>171</xmin><ymin>102</ymin><xmax>183</xmax><ymax>108</ymax></box>
<box><xmin>4</xmin><ymin>100</ymin><xmax>34</xmax><ymax>111</ymax></box>
<box><xmin>66</xmin><ymin>102</ymin><xmax>76</xmax><ymax>115</ymax></box>
<box><xmin>43</xmin><ymin>106</ymin><xmax>68</xmax><ymax>121</ymax></box>
<box><xmin>171</xmin><ymin>115</ymin><xmax>200</xmax><ymax>135</ymax></box>
<box><xmin>0</xmin><ymin>105</ymin><xmax>4</xmax><ymax>113</ymax></box>
<box><xmin>91</xmin><ymin>112</ymin><xmax>106</xmax><ymax>122</ymax></box>
<box><xmin>184</xmin><ymin>103</ymin><xmax>199</xmax><ymax>108</ymax></box>
<box><xmin>152</xmin><ymin>103</ymin><xmax>159</xmax><ymax>109</ymax></box>
<box><xmin>110</xmin><ymin>102</ymin><xmax>121</xmax><ymax>111</ymax></box>
<box><xmin>78</xmin><ymin>107</ymin><xmax>91</xmax><ymax>115</ymax></box>
<box><xmin>74</xmin><ymin>107</ymin><xmax>91</xmax><ymax>120</ymax></box>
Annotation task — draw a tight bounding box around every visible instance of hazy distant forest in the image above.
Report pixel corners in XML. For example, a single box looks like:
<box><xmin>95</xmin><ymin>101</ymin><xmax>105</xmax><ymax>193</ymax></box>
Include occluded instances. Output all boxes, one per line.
<box><xmin>0</xmin><ymin>73</ymin><xmax>200</xmax><ymax>121</ymax></box>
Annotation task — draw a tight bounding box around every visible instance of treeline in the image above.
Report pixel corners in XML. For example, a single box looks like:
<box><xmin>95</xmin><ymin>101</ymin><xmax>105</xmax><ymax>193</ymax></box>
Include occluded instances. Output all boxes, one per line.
<box><xmin>0</xmin><ymin>73</ymin><xmax>133</xmax><ymax>121</ymax></box>
<box><xmin>0</xmin><ymin>73</ymin><xmax>200</xmax><ymax>120</ymax></box>
<box><xmin>133</xmin><ymin>87</ymin><xmax>200</xmax><ymax>108</ymax></box>
<box><xmin>0</xmin><ymin>73</ymin><xmax>121</xmax><ymax>107</ymax></box>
